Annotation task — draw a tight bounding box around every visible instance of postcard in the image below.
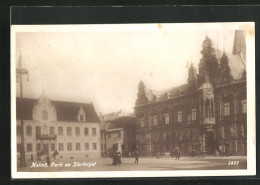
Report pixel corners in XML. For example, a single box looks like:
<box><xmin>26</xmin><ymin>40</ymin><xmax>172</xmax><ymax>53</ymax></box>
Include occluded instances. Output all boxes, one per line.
<box><xmin>11</xmin><ymin>22</ymin><xmax>255</xmax><ymax>178</ymax></box>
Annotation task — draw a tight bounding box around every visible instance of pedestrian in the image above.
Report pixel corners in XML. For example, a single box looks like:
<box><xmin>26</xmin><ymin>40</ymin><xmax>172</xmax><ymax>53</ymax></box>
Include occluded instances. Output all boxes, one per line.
<box><xmin>46</xmin><ymin>155</ymin><xmax>51</xmax><ymax>166</ymax></box>
<box><xmin>30</xmin><ymin>154</ymin><xmax>34</xmax><ymax>162</ymax></box>
<box><xmin>134</xmin><ymin>150</ymin><xmax>139</xmax><ymax>164</ymax></box>
<box><xmin>117</xmin><ymin>151</ymin><xmax>122</xmax><ymax>166</ymax></box>
<box><xmin>177</xmin><ymin>149</ymin><xmax>181</xmax><ymax>160</ymax></box>
<box><xmin>112</xmin><ymin>152</ymin><xmax>117</xmax><ymax>165</ymax></box>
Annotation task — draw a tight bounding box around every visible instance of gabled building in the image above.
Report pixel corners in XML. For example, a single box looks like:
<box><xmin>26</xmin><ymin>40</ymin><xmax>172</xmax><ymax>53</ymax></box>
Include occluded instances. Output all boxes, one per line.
<box><xmin>134</xmin><ymin>31</ymin><xmax>247</xmax><ymax>156</ymax></box>
<box><xmin>100</xmin><ymin>115</ymin><xmax>136</xmax><ymax>157</ymax></box>
<box><xmin>16</xmin><ymin>94</ymin><xmax>100</xmax><ymax>161</ymax></box>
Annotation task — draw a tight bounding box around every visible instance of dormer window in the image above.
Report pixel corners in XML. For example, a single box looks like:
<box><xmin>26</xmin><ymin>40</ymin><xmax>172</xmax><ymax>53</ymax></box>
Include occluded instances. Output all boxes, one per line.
<box><xmin>78</xmin><ymin>107</ymin><xmax>86</xmax><ymax>122</ymax></box>
<box><xmin>42</xmin><ymin>110</ymin><xmax>48</xmax><ymax>120</ymax></box>
<box><xmin>80</xmin><ymin>115</ymin><xmax>84</xmax><ymax>121</ymax></box>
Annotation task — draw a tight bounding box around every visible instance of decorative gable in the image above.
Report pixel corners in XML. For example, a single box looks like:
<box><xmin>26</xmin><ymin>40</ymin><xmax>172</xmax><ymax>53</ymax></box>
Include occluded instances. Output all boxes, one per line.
<box><xmin>32</xmin><ymin>94</ymin><xmax>57</xmax><ymax>122</ymax></box>
<box><xmin>78</xmin><ymin>106</ymin><xmax>86</xmax><ymax>122</ymax></box>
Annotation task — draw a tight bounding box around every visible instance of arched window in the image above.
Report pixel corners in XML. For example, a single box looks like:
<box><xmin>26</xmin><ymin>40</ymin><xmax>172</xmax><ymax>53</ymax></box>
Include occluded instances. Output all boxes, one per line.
<box><xmin>42</xmin><ymin>110</ymin><xmax>48</xmax><ymax>120</ymax></box>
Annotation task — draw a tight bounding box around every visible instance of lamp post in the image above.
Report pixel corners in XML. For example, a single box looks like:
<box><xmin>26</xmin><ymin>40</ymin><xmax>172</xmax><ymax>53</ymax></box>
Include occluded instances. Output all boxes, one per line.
<box><xmin>16</xmin><ymin>52</ymin><xmax>29</xmax><ymax>167</ymax></box>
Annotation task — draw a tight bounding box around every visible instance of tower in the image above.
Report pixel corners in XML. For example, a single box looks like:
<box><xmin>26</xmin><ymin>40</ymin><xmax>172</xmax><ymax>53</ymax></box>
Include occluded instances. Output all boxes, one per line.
<box><xmin>135</xmin><ymin>80</ymin><xmax>149</xmax><ymax>106</ymax></box>
<box><xmin>233</xmin><ymin>30</ymin><xmax>246</xmax><ymax>66</ymax></box>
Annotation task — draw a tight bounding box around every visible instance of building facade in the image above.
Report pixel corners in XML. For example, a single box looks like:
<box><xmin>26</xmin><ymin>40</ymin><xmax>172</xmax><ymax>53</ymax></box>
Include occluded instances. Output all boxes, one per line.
<box><xmin>134</xmin><ymin>31</ymin><xmax>247</xmax><ymax>156</ymax></box>
<box><xmin>100</xmin><ymin>116</ymin><xmax>136</xmax><ymax>157</ymax></box>
<box><xmin>16</xmin><ymin>94</ymin><xmax>101</xmax><ymax>161</ymax></box>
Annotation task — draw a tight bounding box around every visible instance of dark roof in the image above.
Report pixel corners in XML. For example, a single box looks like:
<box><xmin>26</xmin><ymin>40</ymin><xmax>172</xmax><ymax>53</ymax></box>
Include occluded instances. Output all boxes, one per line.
<box><xmin>16</xmin><ymin>97</ymin><xmax>100</xmax><ymax>123</ymax></box>
<box><xmin>107</xmin><ymin>116</ymin><xmax>136</xmax><ymax>130</ymax></box>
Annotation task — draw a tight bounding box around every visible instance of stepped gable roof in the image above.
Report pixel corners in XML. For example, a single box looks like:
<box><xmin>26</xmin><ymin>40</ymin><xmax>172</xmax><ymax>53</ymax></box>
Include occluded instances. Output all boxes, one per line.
<box><xmin>16</xmin><ymin>97</ymin><xmax>100</xmax><ymax>123</ymax></box>
<box><xmin>215</xmin><ymin>49</ymin><xmax>246</xmax><ymax>80</ymax></box>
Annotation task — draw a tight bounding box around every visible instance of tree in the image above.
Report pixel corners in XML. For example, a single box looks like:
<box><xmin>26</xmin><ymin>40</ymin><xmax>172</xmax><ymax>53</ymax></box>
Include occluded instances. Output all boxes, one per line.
<box><xmin>187</xmin><ymin>63</ymin><xmax>198</xmax><ymax>90</ymax></box>
<box><xmin>219</xmin><ymin>51</ymin><xmax>233</xmax><ymax>84</ymax></box>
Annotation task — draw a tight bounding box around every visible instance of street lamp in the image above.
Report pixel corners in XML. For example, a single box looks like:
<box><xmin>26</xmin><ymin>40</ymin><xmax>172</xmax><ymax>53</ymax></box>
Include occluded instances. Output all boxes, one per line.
<box><xmin>16</xmin><ymin>52</ymin><xmax>29</xmax><ymax>167</ymax></box>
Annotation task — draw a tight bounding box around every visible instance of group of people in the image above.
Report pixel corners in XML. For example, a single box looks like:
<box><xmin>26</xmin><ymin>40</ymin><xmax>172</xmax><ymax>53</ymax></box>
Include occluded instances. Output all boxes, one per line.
<box><xmin>112</xmin><ymin>150</ymin><xmax>122</xmax><ymax>166</ymax></box>
<box><xmin>170</xmin><ymin>148</ymin><xmax>181</xmax><ymax>160</ymax></box>
<box><xmin>111</xmin><ymin>150</ymin><xmax>140</xmax><ymax>166</ymax></box>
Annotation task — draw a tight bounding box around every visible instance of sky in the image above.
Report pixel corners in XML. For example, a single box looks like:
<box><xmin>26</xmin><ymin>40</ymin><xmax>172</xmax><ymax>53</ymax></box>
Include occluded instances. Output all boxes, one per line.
<box><xmin>15</xmin><ymin>24</ymin><xmax>236</xmax><ymax>114</ymax></box>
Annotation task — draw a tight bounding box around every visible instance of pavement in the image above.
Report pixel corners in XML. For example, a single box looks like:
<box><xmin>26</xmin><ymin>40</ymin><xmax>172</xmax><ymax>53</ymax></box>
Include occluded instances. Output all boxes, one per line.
<box><xmin>17</xmin><ymin>156</ymin><xmax>247</xmax><ymax>172</ymax></box>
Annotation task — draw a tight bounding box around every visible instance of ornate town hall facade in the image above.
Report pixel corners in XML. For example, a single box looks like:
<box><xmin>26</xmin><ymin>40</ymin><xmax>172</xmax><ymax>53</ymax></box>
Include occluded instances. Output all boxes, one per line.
<box><xmin>134</xmin><ymin>31</ymin><xmax>247</xmax><ymax>156</ymax></box>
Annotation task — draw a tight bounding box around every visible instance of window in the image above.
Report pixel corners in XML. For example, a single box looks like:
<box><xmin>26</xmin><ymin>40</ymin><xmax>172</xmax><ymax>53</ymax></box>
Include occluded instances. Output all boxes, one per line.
<box><xmin>36</xmin><ymin>126</ymin><xmax>41</xmax><ymax>136</ymax></box>
<box><xmin>26</xmin><ymin>126</ymin><xmax>32</xmax><ymax>136</ymax></box>
<box><xmin>17</xmin><ymin>144</ymin><xmax>21</xmax><ymax>152</ymax></box>
<box><xmin>58</xmin><ymin>127</ymin><xmax>63</xmax><ymax>136</ymax></box>
<box><xmin>92</xmin><ymin>128</ymin><xmax>96</xmax><ymax>136</ymax></box>
<box><xmin>79</xmin><ymin>115</ymin><xmax>84</xmax><ymax>121</ymax></box>
<box><xmin>75</xmin><ymin>127</ymin><xmax>80</xmax><ymax>136</ymax></box>
<box><xmin>241</xmin><ymin>99</ymin><xmax>247</xmax><ymax>114</ymax></box>
<box><xmin>37</xmin><ymin>144</ymin><xmax>41</xmax><ymax>151</ymax></box>
<box><xmin>17</xmin><ymin>126</ymin><xmax>22</xmax><ymax>135</ymax></box>
<box><xmin>153</xmin><ymin>115</ymin><xmax>158</xmax><ymax>125</ymax></box>
<box><xmin>229</xmin><ymin>125</ymin><xmax>236</xmax><ymax>137</ymax></box>
<box><xmin>164</xmin><ymin>113</ymin><xmax>170</xmax><ymax>124</ymax></box>
<box><xmin>42</xmin><ymin>110</ymin><xmax>48</xmax><ymax>120</ymax></box>
<box><xmin>140</xmin><ymin>118</ymin><xmax>145</xmax><ymax>127</ymax></box>
<box><xmin>84</xmin><ymin>128</ymin><xmax>89</xmax><ymax>136</ymax></box>
<box><xmin>76</xmin><ymin>143</ymin><xmax>81</xmax><ymax>151</ymax></box>
<box><xmin>192</xmin><ymin>108</ymin><xmax>197</xmax><ymax>121</ymax></box>
<box><xmin>178</xmin><ymin>111</ymin><xmax>183</xmax><ymax>122</ymax></box>
<box><xmin>67</xmin><ymin>127</ymin><xmax>72</xmax><ymax>136</ymax></box>
<box><xmin>51</xmin><ymin>143</ymin><xmax>55</xmax><ymax>151</ymax></box>
<box><xmin>27</xmin><ymin>144</ymin><xmax>32</xmax><ymax>152</ymax></box>
<box><xmin>101</xmin><ymin>144</ymin><xmax>103</xmax><ymax>150</ymax></box>
<box><xmin>59</xmin><ymin>143</ymin><xmax>64</xmax><ymax>151</ymax></box>
<box><xmin>220</xmin><ymin>126</ymin><xmax>225</xmax><ymax>139</ymax></box>
<box><xmin>85</xmin><ymin>143</ymin><xmax>89</xmax><ymax>150</ymax></box>
<box><xmin>187</xmin><ymin>115</ymin><xmax>191</xmax><ymax>124</ymax></box>
<box><xmin>50</xmin><ymin>127</ymin><xmax>55</xmax><ymax>135</ymax></box>
<box><xmin>240</xmin><ymin>124</ymin><xmax>245</xmax><ymax>137</ymax></box>
<box><xmin>67</xmin><ymin>143</ymin><xmax>72</xmax><ymax>151</ymax></box>
<box><xmin>224</xmin><ymin>102</ymin><xmax>230</xmax><ymax>116</ymax></box>
<box><xmin>92</xmin><ymin>143</ymin><xmax>97</xmax><ymax>150</ymax></box>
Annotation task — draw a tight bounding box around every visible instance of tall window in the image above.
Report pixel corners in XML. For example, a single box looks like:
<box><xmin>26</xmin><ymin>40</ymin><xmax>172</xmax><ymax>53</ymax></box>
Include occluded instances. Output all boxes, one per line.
<box><xmin>27</xmin><ymin>144</ymin><xmax>32</xmax><ymax>152</ymax></box>
<box><xmin>59</xmin><ymin>143</ymin><xmax>64</xmax><ymax>151</ymax></box>
<box><xmin>92</xmin><ymin>143</ymin><xmax>97</xmax><ymax>150</ymax></box>
<box><xmin>164</xmin><ymin>113</ymin><xmax>170</xmax><ymax>124</ymax></box>
<box><xmin>51</xmin><ymin>143</ymin><xmax>55</xmax><ymax>151</ymax></box>
<box><xmin>75</xmin><ymin>127</ymin><xmax>80</xmax><ymax>136</ymax></box>
<box><xmin>76</xmin><ymin>143</ymin><xmax>81</xmax><ymax>151</ymax></box>
<box><xmin>26</xmin><ymin>126</ymin><xmax>32</xmax><ymax>136</ymax></box>
<box><xmin>17</xmin><ymin>126</ymin><xmax>22</xmax><ymax>135</ymax></box>
<box><xmin>67</xmin><ymin>127</ymin><xmax>72</xmax><ymax>136</ymax></box>
<box><xmin>140</xmin><ymin>118</ymin><xmax>145</xmax><ymax>127</ymax></box>
<box><xmin>85</xmin><ymin>143</ymin><xmax>89</xmax><ymax>150</ymax></box>
<box><xmin>84</xmin><ymin>128</ymin><xmax>89</xmax><ymax>136</ymax></box>
<box><xmin>241</xmin><ymin>99</ymin><xmax>247</xmax><ymax>114</ymax></box>
<box><xmin>36</xmin><ymin>126</ymin><xmax>41</xmax><ymax>136</ymax></box>
<box><xmin>92</xmin><ymin>128</ymin><xmax>96</xmax><ymax>136</ymax></box>
<box><xmin>177</xmin><ymin>111</ymin><xmax>182</xmax><ymax>123</ymax></box>
<box><xmin>153</xmin><ymin>115</ymin><xmax>158</xmax><ymax>125</ymax></box>
<box><xmin>42</xmin><ymin>110</ymin><xmax>48</xmax><ymax>120</ymax></box>
<box><xmin>67</xmin><ymin>143</ymin><xmax>72</xmax><ymax>151</ymax></box>
<box><xmin>192</xmin><ymin>108</ymin><xmax>196</xmax><ymax>121</ymax></box>
<box><xmin>224</xmin><ymin>102</ymin><xmax>230</xmax><ymax>116</ymax></box>
<box><xmin>58</xmin><ymin>127</ymin><xmax>63</xmax><ymax>136</ymax></box>
<box><xmin>50</xmin><ymin>127</ymin><xmax>55</xmax><ymax>135</ymax></box>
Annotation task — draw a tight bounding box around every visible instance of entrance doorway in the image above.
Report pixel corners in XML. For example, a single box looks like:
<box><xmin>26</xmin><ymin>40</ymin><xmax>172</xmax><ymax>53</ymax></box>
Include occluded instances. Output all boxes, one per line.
<box><xmin>43</xmin><ymin>144</ymin><xmax>49</xmax><ymax>155</ymax></box>
<box><xmin>205</xmin><ymin>131</ymin><xmax>215</xmax><ymax>154</ymax></box>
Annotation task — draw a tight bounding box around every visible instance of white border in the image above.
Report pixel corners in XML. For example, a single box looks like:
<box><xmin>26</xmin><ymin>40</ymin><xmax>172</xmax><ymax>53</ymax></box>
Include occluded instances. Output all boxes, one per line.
<box><xmin>11</xmin><ymin>22</ymin><xmax>256</xmax><ymax>178</ymax></box>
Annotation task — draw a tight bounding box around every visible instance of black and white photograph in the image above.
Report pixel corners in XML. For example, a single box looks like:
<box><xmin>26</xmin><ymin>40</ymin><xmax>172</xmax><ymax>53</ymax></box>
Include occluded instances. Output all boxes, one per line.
<box><xmin>11</xmin><ymin>23</ymin><xmax>255</xmax><ymax>178</ymax></box>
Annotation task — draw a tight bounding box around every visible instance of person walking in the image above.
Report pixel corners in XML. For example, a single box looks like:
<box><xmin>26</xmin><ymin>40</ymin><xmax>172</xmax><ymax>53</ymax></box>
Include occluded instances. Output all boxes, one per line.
<box><xmin>177</xmin><ymin>148</ymin><xmax>181</xmax><ymax>160</ymax></box>
<box><xmin>46</xmin><ymin>155</ymin><xmax>51</xmax><ymax>166</ymax></box>
<box><xmin>134</xmin><ymin>150</ymin><xmax>139</xmax><ymax>164</ymax></box>
<box><xmin>117</xmin><ymin>151</ymin><xmax>122</xmax><ymax>166</ymax></box>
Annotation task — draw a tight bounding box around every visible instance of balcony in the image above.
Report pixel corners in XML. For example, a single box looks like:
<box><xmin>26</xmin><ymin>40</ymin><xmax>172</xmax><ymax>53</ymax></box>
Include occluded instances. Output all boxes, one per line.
<box><xmin>36</xmin><ymin>134</ymin><xmax>57</xmax><ymax>140</ymax></box>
